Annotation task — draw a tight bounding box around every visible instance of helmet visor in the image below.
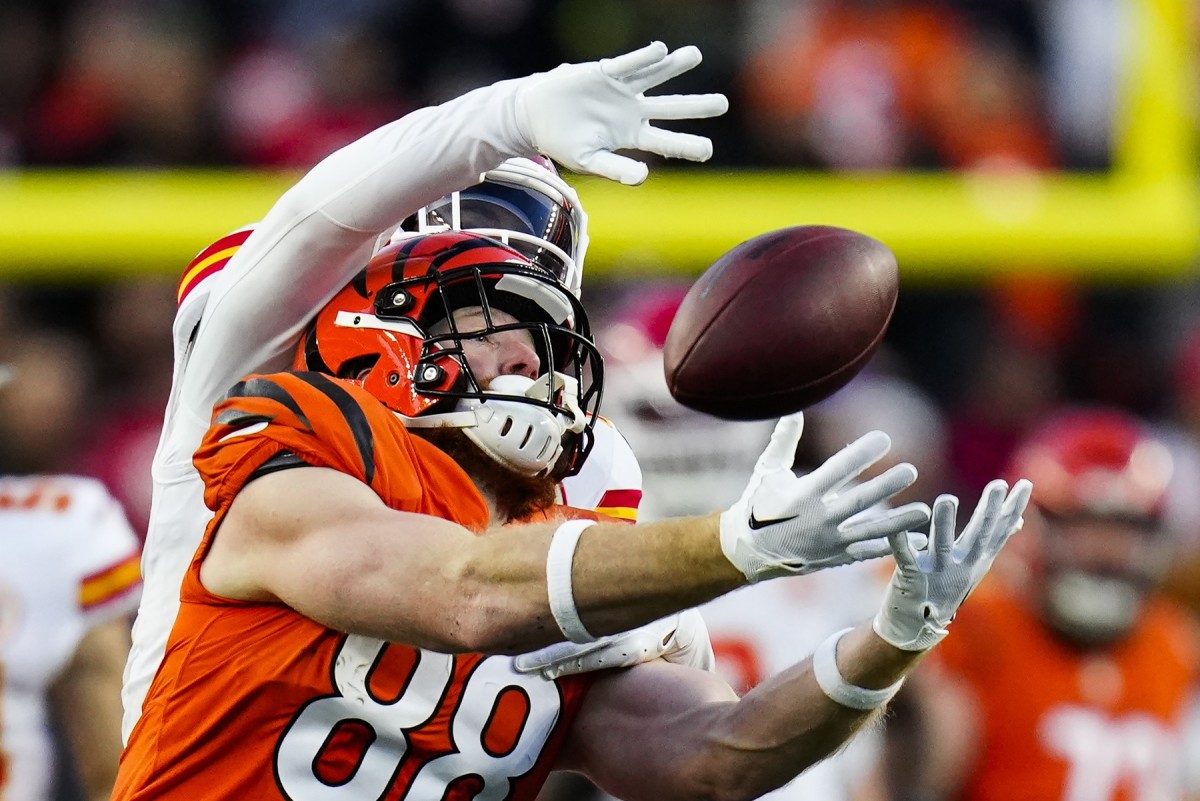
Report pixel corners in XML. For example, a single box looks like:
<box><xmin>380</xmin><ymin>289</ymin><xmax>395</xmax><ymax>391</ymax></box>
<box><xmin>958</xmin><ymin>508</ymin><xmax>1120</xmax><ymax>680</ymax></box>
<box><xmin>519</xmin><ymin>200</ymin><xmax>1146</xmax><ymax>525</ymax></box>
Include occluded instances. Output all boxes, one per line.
<box><xmin>421</xmin><ymin>182</ymin><xmax>578</xmax><ymax>290</ymax></box>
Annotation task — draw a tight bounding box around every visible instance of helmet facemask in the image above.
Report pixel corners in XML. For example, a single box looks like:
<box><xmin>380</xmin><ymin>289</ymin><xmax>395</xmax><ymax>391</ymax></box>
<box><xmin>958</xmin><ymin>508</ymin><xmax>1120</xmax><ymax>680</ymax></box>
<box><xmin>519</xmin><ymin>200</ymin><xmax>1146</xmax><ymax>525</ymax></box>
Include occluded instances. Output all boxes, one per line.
<box><xmin>297</xmin><ymin>233</ymin><xmax>602</xmax><ymax>481</ymax></box>
<box><xmin>403</xmin><ymin>263</ymin><xmax>603</xmax><ymax>478</ymax></box>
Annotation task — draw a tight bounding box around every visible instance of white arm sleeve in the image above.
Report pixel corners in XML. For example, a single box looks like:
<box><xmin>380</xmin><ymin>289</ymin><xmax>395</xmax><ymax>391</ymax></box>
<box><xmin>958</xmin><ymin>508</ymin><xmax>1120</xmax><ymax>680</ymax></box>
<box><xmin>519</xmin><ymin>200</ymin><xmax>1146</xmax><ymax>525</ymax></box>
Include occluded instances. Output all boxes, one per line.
<box><xmin>176</xmin><ymin>77</ymin><xmax>534</xmax><ymax>430</ymax></box>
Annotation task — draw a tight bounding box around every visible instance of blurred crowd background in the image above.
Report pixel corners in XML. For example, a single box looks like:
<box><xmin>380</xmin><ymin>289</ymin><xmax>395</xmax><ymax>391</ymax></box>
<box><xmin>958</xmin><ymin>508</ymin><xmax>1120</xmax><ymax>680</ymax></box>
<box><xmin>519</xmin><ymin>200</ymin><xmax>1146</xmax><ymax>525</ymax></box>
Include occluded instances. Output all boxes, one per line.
<box><xmin>3</xmin><ymin>0</ymin><xmax>1200</xmax><ymax>799</ymax></box>
<box><xmin>0</xmin><ymin>0</ymin><xmax>1193</xmax><ymax>545</ymax></box>
<box><xmin>0</xmin><ymin>0</ymin><xmax>1110</xmax><ymax>171</ymax></box>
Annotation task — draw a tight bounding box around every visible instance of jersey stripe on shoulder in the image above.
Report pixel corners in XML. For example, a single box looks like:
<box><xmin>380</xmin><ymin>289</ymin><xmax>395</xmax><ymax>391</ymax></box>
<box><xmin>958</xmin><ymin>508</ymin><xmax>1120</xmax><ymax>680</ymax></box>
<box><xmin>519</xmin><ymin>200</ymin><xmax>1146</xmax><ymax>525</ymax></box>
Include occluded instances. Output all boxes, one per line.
<box><xmin>80</xmin><ymin>552</ymin><xmax>141</xmax><ymax>611</ymax></box>
<box><xmin>177</xmin><ymin>228</ymin><xmax>254</xmax><ymax>305</ymax></box>
<box><xmin>290</xmin><ymin>372</ymin><xmax>378</xmax><ymax>485</ymax></box>
<box><xmin>595</xmin><ymin>488</ymin><xmax>642</xmax><ymax>522</ymax></box>
<box><xmin>221</xmin><ymin>376</ymin><xmax>314</xmax><ymax>430</ymax></box>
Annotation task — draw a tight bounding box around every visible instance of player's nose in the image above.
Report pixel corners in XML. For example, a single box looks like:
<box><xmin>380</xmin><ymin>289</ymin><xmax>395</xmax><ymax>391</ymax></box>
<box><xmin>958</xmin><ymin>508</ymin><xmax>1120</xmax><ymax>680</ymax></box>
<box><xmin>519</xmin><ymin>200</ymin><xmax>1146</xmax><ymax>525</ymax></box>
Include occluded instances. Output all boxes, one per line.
<box><xmin>498</xmin><ymin>333</ymin><xmax>540</xmax><ymax>379</ymax></box>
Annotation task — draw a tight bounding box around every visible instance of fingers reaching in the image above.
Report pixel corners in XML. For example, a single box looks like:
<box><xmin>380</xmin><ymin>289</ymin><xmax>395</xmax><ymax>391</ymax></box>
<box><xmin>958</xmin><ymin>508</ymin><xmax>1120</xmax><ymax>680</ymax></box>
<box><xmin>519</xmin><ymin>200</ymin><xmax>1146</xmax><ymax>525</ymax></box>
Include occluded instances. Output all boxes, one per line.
<box><xmin>826</xmin><ymin>462</ymin><xmax>918</xmax><ymax>521</ymax></box>
<box><xmin>924</xmin><ymin>494</ymin><xmax>956</xmax><ymax>570</ymax></box>
<box><xmin>577</xmin><ymin>150</ymin><xmax>649</xmax><ymax>186</ymax></box>
<box><xmin>599</xmin><ymin>41</ymin><xmax>670</xmax><ymax>79</ymax></box>
<box><xmin>625</xmin><ymin>44</ymin><xmax>704</xmax><ymax>92</ymax></box>
<box><xmin>641</xmin><ymin>94</ymin><xmax>730</xmax><ymax>121</ymax></box>
<box><xmin>838</xmin><ymin>500</ymin><xmax>930</xmax><ymax>542</ymax></box>
<box><xmin>956</xmin><ymin>480</ymin><xmax>1007</xmax><ymax>560</ymax></box>
<box><xmin>808</xmin><ymin>430</ymin><xmax>892</xmax><ymax>495</ymax></box>
<box><xmin>754</xmin><ymin>413</ymin><xmax>805</xmax><ymax>475</ymax></box>
<box><xmin>636</xmin><ymin>127</ymin><xmax>714</xmax><ymax>163</ymax></box>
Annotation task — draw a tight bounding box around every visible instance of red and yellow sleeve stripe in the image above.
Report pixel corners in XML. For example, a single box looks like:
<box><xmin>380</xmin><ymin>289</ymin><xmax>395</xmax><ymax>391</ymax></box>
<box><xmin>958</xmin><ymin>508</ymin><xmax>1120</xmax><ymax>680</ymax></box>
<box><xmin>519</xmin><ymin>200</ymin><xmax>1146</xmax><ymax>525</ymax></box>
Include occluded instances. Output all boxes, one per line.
<box><xmin>177</xmin><ymin>228</ymin><xmax>254</xmax><ymax>306</ymax></box>
<box><xmin>595</xmin><ymin>488</ymin><xmax>642</xmax><ymax>523</ymax></box>
<box><xmin>79</xmin><ymin>552</ymin><xmax>142</xmax><ymax>611</ymax></box>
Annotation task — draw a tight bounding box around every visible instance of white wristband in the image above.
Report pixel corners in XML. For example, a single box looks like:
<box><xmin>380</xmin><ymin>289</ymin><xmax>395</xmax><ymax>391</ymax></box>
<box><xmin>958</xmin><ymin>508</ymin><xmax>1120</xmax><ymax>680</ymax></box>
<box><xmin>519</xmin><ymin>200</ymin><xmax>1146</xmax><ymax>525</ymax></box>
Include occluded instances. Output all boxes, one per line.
<box><xmin>813</xmin><ymin>628</ymin><xmax>905</xmax><ymax>710</ymax></box>
<box><xmin>546</xmin><ymin>519</ymin><xmax>598</xmax><ymax>643</ymax></box>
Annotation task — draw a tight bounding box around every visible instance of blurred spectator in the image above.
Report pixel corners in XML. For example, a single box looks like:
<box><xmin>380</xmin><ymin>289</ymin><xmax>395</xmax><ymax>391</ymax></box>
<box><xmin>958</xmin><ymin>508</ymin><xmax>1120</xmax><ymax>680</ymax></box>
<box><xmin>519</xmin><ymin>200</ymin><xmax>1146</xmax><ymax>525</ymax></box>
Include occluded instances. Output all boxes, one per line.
<box><xmin>0</xmin><ymin>0</ymin><xmax>1093</xmax><ymax>169</ymax></box>
<box><xmin>947</xmin><ymin>327</ymin><xmax>1062</xmax><ymax>498</ymax></box>
<box><xmin>218</xmin><ymin>25</ymin><xmax>412</xmax><ymax>167</ymax></box>
<box><xmin>1157</xmin><ymin>325</ymin><xmax>1200</xmax><ymax>614</ymax></box>
<box><xmin>0</xmin><ymin>330</ymin><xmax>95</xmax><ymax>476</ymax></box>
<box><xmin>888</xmin><ymin>408</ymin><xmax>1200</xmax><ymax>801</ymax></box>
<box><xmin>26</xmin><ymin>1</ymin><xmax>220</xmax><ymax>166</ymax></box>
<box><xmin>0</xmin><ymin>3</ymin><xmax>53</xmax><ymax>165</ymax></box>
<box><xmin>1039</xmin><ymin>0</ymin><xmax>1124</xmax><ymax>170</ymax></box>
<box><xmin>74</xmin><ymin>279</ymin><xmax>176</xmax><ymax>538</ymax></box>
<box><xmin>737</xmin><ymin>0</ymin><xmax>1054</xmax><ymax>170</ymax></box>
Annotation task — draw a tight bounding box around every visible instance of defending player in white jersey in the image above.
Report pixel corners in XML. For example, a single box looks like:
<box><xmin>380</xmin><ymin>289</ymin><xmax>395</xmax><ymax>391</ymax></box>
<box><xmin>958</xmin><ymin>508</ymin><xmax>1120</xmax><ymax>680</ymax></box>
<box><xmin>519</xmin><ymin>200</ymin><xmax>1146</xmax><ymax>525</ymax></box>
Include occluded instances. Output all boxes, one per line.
<box><xmin>122</xmin><ymin>42</ymin><xmax>719</xmax><ymax>742</ymax></box>
<box><xmin>0</xmin><ymin>474</ymin><xmax>140</xmax><ymax>801</ymax></box>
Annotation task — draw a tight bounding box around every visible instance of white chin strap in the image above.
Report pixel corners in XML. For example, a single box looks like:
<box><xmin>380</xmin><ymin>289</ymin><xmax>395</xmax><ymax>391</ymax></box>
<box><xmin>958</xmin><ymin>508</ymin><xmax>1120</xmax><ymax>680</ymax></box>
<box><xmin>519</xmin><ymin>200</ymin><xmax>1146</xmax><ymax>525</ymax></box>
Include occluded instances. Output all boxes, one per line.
<box><xmin>401</xmin><ymin>373</ymin><xmax>587</xmax><ymax>476</ymax></box>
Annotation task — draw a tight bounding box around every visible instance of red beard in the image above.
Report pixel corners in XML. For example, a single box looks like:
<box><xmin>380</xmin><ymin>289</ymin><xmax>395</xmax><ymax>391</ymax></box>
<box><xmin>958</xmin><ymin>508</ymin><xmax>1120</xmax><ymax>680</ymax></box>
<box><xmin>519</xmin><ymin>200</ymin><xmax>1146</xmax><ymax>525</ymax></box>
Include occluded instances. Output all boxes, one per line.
<box><xmin>413</xmin><ymin>427</ymin><xmax>558</xmax><ymax>522</ymax></box>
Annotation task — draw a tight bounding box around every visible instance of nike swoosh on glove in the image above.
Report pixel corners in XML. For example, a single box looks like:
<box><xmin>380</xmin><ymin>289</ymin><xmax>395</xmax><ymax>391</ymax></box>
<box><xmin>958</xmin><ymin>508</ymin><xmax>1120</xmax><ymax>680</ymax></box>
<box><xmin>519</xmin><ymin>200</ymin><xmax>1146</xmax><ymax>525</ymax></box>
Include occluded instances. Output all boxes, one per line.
<box><xmin>514</xmin><ymin>41</ymin><xmax>729</xmax><ymax>185</ymax></box>
<box><xmin>720</xmin><ymin>413</ymin><xmax>931</xmax><ymax>583</ymax></box>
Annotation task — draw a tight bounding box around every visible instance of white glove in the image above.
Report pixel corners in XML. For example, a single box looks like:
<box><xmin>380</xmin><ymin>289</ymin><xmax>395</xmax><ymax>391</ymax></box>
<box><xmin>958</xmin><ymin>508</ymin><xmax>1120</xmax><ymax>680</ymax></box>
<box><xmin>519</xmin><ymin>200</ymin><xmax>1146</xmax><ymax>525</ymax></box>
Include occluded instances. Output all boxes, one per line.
<box><xmin>720</xmin><ymin>413</ymin><xmax>931</xmax><ymax>583</ymax></box>
<box><xmin>514</xmin><ymin>41</ymin><xmax>729</xmax><ymax>185</ymax></box>
<box><xmin>873</xmin><ymin>478</ymin><xmax>1033</xmax><ymax>651</ymax></box>
<box><xmin>513</xmin><ymin>609</ymin><xmax>715</xmax><ymax>680</ymax></box>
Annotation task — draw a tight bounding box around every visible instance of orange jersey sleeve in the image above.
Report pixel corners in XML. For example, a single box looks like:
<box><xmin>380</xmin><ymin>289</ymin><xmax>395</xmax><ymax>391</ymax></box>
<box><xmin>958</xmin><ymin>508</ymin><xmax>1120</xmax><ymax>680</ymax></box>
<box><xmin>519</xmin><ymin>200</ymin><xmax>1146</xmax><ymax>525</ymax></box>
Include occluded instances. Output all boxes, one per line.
<box><xmin>193</xmin><ymin>370</ymin><xmax>490</xmax><ymax>531</ymax></box>
<box><xmin>117</xmin><ymin>372</ymin><xmax>599</xmax><ymax>801</ymax></box>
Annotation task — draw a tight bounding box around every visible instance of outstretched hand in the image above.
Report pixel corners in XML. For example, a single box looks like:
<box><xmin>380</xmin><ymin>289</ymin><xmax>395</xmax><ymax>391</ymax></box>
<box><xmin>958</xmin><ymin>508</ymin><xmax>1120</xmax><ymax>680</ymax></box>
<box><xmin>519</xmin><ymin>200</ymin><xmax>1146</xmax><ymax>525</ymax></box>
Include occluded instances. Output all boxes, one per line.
<box><xmin>873</xmin><ymin>478</ymin><xmax>1033</xmax><ymax>651</ymax></box>
<box><xmin>514</xmin><ymin>41</ymin><xmax>729</xmax><ymax>185</ymax></box>
<box><xmin>720</xmin><ymin>413</ymin><xmax>931</xmax><ymax>583</ymax></box>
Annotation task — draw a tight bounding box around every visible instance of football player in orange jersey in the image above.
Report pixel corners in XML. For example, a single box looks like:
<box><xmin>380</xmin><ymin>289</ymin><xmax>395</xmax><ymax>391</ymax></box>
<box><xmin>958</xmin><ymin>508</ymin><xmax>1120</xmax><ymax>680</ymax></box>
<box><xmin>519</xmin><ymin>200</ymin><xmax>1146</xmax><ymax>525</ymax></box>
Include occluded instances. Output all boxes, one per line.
<box><xmin>114</xmin><ymin>224</ymin><xmax>1031</xmax><ymax>801</ymax></box>
<box><xmin>120</xmin><ymin>42</ymin><xmax>726</xmax><ymax>740</ymax></box>
<box><xmin>889</xmin><ymin>408</ymin><xmax>1200</xmax><ymax>801</ymax></box>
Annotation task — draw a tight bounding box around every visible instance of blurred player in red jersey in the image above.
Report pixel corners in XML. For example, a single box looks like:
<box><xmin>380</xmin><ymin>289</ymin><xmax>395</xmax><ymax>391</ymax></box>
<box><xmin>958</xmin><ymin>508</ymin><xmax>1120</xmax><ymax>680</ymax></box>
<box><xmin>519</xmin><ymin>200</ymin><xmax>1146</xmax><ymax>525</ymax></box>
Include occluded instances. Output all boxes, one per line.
<box><xmin>890</xmin><ymin>408</ymin><xmax>1200</xmax><ymax>801</ymax></box>
<box><xmin>0</xmin><ymin>357</ymin><xmax>141</xmax><ymax>801</ymax></box>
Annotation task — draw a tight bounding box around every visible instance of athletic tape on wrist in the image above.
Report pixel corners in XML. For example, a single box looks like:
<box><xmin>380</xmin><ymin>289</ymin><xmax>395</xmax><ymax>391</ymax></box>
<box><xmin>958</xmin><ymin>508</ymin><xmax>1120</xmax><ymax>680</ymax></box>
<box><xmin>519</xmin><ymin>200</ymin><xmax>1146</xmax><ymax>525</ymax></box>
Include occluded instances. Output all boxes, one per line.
<box><xmin>546</xmin><ymin>519</ymin><xmax>598</xmax><ymax>643</ymax></box>
<box><xmin>813</xmin><ymin>628</ymin><xmax>905</xmax><ymax>710</ymax></box>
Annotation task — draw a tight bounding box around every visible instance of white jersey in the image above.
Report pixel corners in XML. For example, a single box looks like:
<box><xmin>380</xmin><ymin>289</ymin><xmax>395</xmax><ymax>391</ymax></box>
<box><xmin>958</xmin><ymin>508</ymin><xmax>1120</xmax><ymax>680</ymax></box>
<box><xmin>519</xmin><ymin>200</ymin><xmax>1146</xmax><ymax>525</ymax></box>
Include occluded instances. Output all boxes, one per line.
<box><xmin>559</xmin><ymin>417</ymin><xmax>643</xmax><ymax>521</ymax></box>
<box><xmin>0</xmin><ymin>475</ymin><xmax>140</xmax><ymax>801</ymax></box>
<box><xmin>122</xmin><ymin>77</ymin><xmax>640</xmax><ymax>743</ymax></box>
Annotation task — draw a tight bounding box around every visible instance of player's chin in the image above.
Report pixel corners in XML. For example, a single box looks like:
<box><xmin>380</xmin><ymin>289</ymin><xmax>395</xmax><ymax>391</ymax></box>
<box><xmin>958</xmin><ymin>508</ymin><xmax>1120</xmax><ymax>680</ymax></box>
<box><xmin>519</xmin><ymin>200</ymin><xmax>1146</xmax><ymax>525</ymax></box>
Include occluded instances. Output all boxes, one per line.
<box><xmin>414</xmin><ymin>426</ymin><xmax>558</xmax><ymax>522</ymax></box>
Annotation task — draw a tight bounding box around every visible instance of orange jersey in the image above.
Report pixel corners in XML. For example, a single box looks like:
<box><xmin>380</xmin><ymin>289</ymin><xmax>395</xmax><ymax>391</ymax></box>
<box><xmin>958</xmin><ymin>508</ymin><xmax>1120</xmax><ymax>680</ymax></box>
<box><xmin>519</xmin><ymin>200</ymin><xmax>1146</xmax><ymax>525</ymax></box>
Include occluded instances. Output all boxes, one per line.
<box><xmin>115</xmin><ymin>371</ymin><xmax>596</xmax><ymax>801</ymax></box>
<box><xmin>932</xmin><ymin>580</ymin><xmax>1200</xmax><ymax>801</ymax></box>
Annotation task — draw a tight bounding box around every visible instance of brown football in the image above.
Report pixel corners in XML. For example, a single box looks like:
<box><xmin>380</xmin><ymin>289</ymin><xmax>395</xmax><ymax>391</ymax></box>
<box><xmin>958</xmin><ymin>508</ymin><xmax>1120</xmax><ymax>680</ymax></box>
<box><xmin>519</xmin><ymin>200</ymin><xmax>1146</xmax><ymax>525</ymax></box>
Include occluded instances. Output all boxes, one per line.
<box><xmin>663</xmin><ymin>226</ymin><xmax>899</xmax><ymax>420</ymax></box>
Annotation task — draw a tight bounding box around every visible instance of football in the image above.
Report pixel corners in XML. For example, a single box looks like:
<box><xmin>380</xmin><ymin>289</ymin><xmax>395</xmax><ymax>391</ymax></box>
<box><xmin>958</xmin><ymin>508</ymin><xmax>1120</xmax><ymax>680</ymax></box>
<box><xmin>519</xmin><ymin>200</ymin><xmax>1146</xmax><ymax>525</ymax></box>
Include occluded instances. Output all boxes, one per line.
<box><xmin>663</xmin><ymin>225</ymin><xmax>899</xmax><ymax>420</ymax></box>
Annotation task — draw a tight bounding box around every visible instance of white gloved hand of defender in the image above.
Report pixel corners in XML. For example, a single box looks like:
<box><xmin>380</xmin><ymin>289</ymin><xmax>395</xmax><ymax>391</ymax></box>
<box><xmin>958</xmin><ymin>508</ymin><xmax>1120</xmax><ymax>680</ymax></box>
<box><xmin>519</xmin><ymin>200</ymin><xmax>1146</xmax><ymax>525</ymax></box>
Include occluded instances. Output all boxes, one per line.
<box><xmin>514</xmin><ymin>41</ymin><xmax>728</xmax><ymax>185</ymax></box>
<box><xmin>720</xmin><ymin>413</ymin><xmax>931</xmax><ymax>583</ymax></box>
<box><xmin>513</xmin><ymin>609</ymin><xmax>715</xmax><ymax>680</ymax></box>
<box><xmin>873</xmin><ymin>478</ymin><xmax>1032</xmax><ymax>651</ymax></box>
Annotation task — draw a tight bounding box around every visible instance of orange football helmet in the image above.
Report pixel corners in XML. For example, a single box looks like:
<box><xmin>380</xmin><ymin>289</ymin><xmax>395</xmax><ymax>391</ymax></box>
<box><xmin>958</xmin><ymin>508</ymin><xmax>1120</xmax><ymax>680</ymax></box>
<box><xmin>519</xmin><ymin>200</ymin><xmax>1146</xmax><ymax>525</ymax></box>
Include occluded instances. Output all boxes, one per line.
<box><xmin>294</xmin><ymin>231</ymin><xmax>602</xmax><ymax>477</ymax></box>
